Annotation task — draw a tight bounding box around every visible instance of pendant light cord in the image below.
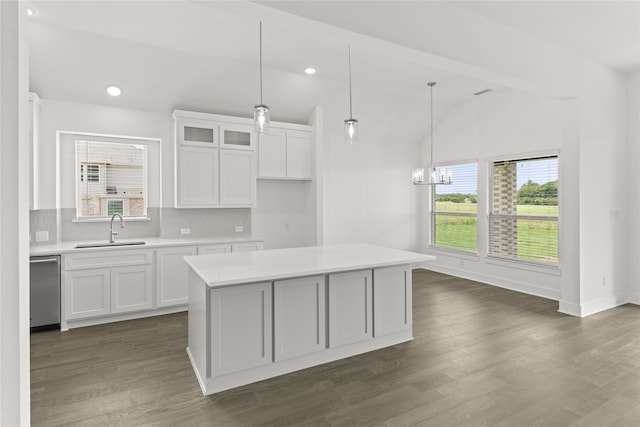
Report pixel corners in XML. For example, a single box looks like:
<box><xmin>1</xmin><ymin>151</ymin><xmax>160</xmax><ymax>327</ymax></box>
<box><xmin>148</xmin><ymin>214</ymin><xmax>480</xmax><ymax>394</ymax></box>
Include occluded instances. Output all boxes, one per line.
<box><xmin>259</xmin><ymin>21</ymin><xmax>264</xmax><ymax>105</ymax></box>
<box><xmin>348</xmin><ymin>45</ymin><xmax>353</xmax><ymax>119</ymax></box>
<box><xmin>428</xmin><ymin>82</ymin><xmax>435</xmax><ymax>167</ymax></box>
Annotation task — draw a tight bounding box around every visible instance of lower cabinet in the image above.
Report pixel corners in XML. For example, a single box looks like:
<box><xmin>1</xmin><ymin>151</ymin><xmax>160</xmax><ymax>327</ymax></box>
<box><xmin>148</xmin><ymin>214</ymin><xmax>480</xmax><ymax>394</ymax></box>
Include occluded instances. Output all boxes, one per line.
<box><xmin>111</xmin><ymin>265</ymin><xmax>153</xmax><ymax>314</ymax></box>
<box><xmin>155</xmin><ymin>246</ymin><xmax>197</xmax><ymax>307</ymax></box>
<box><xmin>65</xmin><ymin>264</ymin><xmax>153</xmax><ymax>320</ymax></box>
<box><xmin>328</xmin><ymin>269</ymin><xmax>373</xmax><ymax>348</ymax></box>
<box><xmin>65</xmin><ymin>268</ymin><xmax>111</xmax><ymax>320</ymax></box>
<box><xmin>373</xmin><ymin>265</ymin><xmax>412</xmax><ymax>337</ymax></box>
<box><xmin>274</xmin><ymin>275</ymin><xmax>326</xmax><ymax>361</ymax></box>
<box><xmin>209</xmin><ymin>282</ymin><xmax>272</xmax><ymax>376</ymax></box>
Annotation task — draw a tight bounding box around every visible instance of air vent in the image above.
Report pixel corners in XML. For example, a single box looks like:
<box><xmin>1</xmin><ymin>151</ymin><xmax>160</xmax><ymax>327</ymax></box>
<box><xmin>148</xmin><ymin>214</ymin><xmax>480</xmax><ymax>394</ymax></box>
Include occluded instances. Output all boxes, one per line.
<box><xmin>474</xmin><ymin>89</ymin><xmax>493</xmax><ymax>96</ymax></box>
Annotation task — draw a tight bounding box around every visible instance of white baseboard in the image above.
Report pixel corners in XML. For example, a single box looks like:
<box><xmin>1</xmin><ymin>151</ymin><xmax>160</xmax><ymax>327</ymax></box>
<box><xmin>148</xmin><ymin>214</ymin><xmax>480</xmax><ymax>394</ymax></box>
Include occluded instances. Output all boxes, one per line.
<box><xmin>416</xmin><ymin>263</ymin><xmax>560</xmax><ymax>301</ymax></box>
<box><xmin>628</xmin><ymin>292</ymin><xmax>640</xmax><ymax>305</ymax></box>
<box><xmin>559</xmin><ymin>295</ymin><xmax>628</xmax><ymax>317</ymax></box>
<box><xmin>62</xmin><ymin>305</ymin><xmax>186</xmax><ymax>331</ymax></box>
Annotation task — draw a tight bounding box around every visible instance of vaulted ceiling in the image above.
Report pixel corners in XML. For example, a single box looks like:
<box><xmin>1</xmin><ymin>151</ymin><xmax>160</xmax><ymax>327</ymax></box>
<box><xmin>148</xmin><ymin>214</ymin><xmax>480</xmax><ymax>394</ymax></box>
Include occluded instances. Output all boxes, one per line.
<box><xmin>28</xmin><ymin>1</ymin><xmax>639</xmax><ymax>131</ymax></box>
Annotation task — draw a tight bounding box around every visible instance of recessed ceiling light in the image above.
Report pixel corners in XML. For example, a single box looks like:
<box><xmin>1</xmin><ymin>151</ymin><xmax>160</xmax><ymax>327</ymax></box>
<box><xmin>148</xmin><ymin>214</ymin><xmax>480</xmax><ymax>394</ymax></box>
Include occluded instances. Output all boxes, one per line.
<box><xmin>27</xmin><ymin>7</ymin><xmax>34</xmax><ymax>16</ymax></box>
<box><xmin>106</xmin><ymin>85</ymin><xmax>122</xmax><ymax>97</ymax></box>
<box><xmin>304</xmin><ymin>67</ymin><xmax>317</xmax><ymax>75</ymax></box>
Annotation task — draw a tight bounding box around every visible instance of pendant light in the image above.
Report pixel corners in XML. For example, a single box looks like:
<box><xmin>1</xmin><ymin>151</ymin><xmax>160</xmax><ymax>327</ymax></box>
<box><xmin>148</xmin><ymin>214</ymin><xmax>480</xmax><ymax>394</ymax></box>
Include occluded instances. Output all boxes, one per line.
<box><xmin>254</xmin><ymin>21</ymin><xmax>270</xmax><ymax>135</ymax></box>
<box><xmin>344</xmin><ymin>45</ymin><xmax>358</xmax><ymax>144</ymax></box>
<box><xmin>412</xmin><ymin>82</ymin><xmax>453</xmax><ymax>185</ymax></box>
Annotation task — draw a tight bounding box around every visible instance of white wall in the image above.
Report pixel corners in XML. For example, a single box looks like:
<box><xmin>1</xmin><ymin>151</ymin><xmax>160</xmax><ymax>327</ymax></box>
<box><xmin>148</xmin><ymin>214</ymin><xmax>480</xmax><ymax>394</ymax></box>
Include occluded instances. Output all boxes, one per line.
<box><xmin>571</xmin><ymin>62</ymin><xmax>628</xmax><ymax>316</ymax></box>
<box><xmin>420</xmin><ymin>89</ymin><xmax>566</xmax><ymax>300</ymax></box>
<box><xmin>0</xmin><ymin>1</ymin><xmax>30</xmax><ymax>424</ymax></box>
<box><xmin>626</xmin><ymin>72</ymin><xmax>640</xmax><ymax>303</ymax></box>
<box><xmin>252</xmin><ymin>180</ymin><xmax>316</xmax><ymax>249</ymax></box>
<box><xmin>320</xmin><ymin>101</ymin><xmax>424</xmax><ymax>251</ymax></box>
<box><xmin>37</xmin><ymin>99</ymin><xmax>171</xmax><ymax>210</ymax></box>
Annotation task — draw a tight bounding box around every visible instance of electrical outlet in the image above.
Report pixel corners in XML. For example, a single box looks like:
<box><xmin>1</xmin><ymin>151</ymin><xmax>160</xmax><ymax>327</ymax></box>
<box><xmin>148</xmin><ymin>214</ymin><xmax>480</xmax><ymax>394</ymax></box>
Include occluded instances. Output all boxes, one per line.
<box><xmin>180</xmin><ymin>228</ymin><xmax>191</xmax><ymax>235</ymax></box>
<box><xmin>35</xmin><ymin>231</ymin><xmax>49</xmax><ymax>242</ymax></box>
<box><xmin>235</xmin><ymin>226</ymin><xmax>244</xmax><ymax>233</ymax></box>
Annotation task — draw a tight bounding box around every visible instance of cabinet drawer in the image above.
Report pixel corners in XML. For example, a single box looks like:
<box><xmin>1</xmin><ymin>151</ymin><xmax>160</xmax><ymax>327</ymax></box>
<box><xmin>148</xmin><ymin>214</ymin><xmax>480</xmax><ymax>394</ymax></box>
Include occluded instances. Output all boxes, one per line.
<box><xmin>64</xmin><ymin>249</ymin><xmax>152</xmax><ymax>270</ymax></box>
<box><xmin>231</xmin><ymin>242</ymin><xmax>264</xmax><ymax>252</ymax></box>
<box><xmin>197</xmin><ymin>244</ymin><xmax>232</xmax><ymax>255</ymax></box>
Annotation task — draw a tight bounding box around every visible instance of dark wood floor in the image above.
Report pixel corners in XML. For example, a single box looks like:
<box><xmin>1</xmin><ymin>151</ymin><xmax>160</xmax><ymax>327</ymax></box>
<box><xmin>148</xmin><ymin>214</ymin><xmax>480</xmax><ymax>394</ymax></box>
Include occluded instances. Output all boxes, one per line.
<box><xmin>31</xmin><ymin>270</ymin><xmax>640</xmax><ymax>426</ymax></box>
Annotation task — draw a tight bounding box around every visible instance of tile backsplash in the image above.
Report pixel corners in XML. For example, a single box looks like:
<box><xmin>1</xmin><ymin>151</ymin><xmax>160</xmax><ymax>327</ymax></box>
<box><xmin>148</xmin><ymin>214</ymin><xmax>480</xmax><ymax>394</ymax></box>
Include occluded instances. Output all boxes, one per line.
<box><xmin>29</xmin><ymin>207</ymin><xmax>251</xmax><ymax>245</ymax></box>
<box><xmin>160</xmin><ymin>208</ymin><xmax>250</xmax><ymax>238</ymax></box>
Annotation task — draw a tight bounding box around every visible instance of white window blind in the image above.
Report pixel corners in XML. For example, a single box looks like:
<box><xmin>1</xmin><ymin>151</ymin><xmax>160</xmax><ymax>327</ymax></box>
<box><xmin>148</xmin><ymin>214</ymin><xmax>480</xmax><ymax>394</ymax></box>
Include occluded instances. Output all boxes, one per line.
<box><xmin>76</xmin><ymin>140</ymin><xmax>147</xmax><ymax>218</ymax></box>
<box><xmin>489</xmin><ymin>156</ymin><xmax>558</xmax><ymax>265</ymax></box>
<box><xmin>431</xmin><ymin>162</ymin><xmax>478</xmax><ymax>253</ymax></box>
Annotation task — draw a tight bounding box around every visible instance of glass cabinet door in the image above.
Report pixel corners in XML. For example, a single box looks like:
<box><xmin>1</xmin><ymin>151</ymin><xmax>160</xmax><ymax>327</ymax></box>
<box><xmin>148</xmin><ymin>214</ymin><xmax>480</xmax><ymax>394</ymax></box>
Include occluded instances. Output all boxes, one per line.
<box><xmin>220</xmin><ymin>124</ymin><xmax>255</xmax><ymax>150</ymax></box>
<box><xmin>177</xmin><ymin>119</ymin><xmax>217</xmax><ymax>146</ymax></box>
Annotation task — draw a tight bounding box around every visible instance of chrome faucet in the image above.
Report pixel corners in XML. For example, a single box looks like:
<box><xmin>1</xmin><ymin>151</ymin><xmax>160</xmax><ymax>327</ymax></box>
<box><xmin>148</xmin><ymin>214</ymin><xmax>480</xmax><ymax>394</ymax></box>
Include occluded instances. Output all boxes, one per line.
<box><xmin>109</xmin><ymin>213</ymin><xmax>125</xmax><ymax>243</ymax></box>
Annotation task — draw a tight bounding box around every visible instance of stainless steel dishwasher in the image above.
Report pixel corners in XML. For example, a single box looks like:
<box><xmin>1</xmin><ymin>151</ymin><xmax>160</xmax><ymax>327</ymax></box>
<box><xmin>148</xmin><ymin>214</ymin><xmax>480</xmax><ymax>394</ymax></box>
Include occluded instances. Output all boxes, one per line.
<box><xmin>30</xmin><ymin>255</ymin><xmax>61</xmax><ymax>332</ymax></box>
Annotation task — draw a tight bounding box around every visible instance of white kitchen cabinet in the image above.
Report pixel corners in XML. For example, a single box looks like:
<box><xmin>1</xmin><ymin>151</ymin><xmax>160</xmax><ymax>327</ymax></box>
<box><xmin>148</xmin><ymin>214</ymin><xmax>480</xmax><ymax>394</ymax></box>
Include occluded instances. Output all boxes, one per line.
<box><xmin>155</xmin><ymin>246</ymin><xmax>197</xmax><ymax>308</ymax></box>
<box><xmin>219</xmin><ymin>150</ymin><xmax>255</xmax><ymax>206</ymax></box>
<box><xmin>176</xmin><ymin>145</ymin><xmax>219</xmax><ymax>207</ymax></box>
<box><xmin>220</xmin><ymin>123</ymin><xmax>254</xmax><ymax>150</ymax></box>
<box><xmin>274</xmin><ymin>276</ymin><xmax>326</xmax><ymax>361</ymax></box>
<box><xmin>111</xmin><ymin>265</ymin><xmax>153</xmax><ymax>314</ymax></box>
<box><xmin>209</xmin><ymin>282</ymin><xmax>272</xmax><ymax>376</ymax></box>
<box><xmin>197</xmin><ymin>244</ymin><xmax>231</xmax><ymax>255</ymax></box>
<box><xmin>285</xmin><ymin>131</ymin><xmax>312</xmax><ymax>179</ymax></box>
<box><xmin>258</xmin><ymin>129</ymin><xmax>312</xmax><ymax>180</ymax></box>
<box><xmin>63</xmin><ymin>249</ymin><xmax>154</xmax><ymax>321</ymax></box>
<box><xmin>174</xmin><ymin>110</ymin><xmax>257</xmax><ymax>208</ymax></box>
<box><xmin>373</xmin><ymin>265</ymin><xmax>412</xmax><ymax>337</ymax></box>
<box><xmin>231</xmin><ymin>242</ymin><xmax>264</xmax><ymax>252</ymax></box>
<box><xmin>177</xmin><ymin>118</ymin><xmax>218</xmax><ymax>147</ymax></box>
<box><xmin>65</xmin><ymin>268</ymin><xmax>111</xmax><ymax>320</ymax></box>
<box><xmin>257</xmin><ymin>130</ymin><xmax>286</xmax><ymax>178</ymax></box>
<box><xmin>328</xmin><ymin>269</ymin><xmax>373</xmax><ymax>348</ymax></box>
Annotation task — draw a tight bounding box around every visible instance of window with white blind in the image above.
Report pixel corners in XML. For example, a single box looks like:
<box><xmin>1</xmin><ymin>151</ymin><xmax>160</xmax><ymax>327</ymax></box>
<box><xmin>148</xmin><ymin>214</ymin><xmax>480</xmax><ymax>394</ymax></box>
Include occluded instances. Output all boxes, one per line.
<box><xmin>431</xmin><ymin>162</ymin><xmax>478</xmax><ymax>253</ymax></box>
<box><xmin>489</xmin><ymin>155</ymin><xmax>558</xmax><ymax>265</ymax></box>
<box><xmin>76</xmin><ymin>140</ymin><xmax>147</xmax><ymax>219</ymax></box>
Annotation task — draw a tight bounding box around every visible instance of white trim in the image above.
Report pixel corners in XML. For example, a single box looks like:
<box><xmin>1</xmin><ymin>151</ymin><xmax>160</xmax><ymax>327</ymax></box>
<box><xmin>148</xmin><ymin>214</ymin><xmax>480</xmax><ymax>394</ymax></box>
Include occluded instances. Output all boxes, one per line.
<box><xmin>416</xmin><ymin>264</ymin><xmax>561</xmax><ymax>301</ymax></box>
<box><xmin>628</xmin><ymin>292</ymin><xmax>640</xmax><ymax>305</ymax></box>
<box><xmin>559</xmin><ymin>294</ymin><xmax>628</xmax><ymax>318</ymax></box>
<box><xmin>484</xmin><ymin>149</ymin><xmax>560</xmax><ymax>164</ymax></box>
<box><xmin>61</xmin><ymin>305</ymin><xmax>186</xmax><ymax>331</ymax></box>
<box><xmin>426</xmin><ymin>246</ymin><xmax>480</xmax><ymax>262</ymax></box>
<box><xmin>485</xmin><ymin>255</ymin><xmax>561</xmax><ymax>276</ymax></box>
<box><xmin>432</xmin><ymin>158</ymin><xmax>479</xmax><ymax>168</ymax></box>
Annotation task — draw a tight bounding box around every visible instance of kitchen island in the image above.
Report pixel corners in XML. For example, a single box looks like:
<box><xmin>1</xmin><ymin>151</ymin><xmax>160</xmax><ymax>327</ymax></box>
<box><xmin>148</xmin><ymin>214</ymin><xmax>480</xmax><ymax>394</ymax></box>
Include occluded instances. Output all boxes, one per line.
<box><xmin>185</xmin><ymin>243</ymin><xmax>435</xmax><ymax>395</ymax></box>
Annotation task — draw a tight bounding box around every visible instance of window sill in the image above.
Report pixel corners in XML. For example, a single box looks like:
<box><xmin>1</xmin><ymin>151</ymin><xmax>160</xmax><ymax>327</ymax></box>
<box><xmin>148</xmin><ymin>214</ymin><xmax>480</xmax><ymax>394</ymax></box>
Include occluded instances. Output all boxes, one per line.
<box><xmin>485</xmin><ymin>255</ymin><xmax>561</xmax><ymax>276</ymax></box>
<box><xmin>72</xmin><ymin>217</ymin><xmax>151</xmax><ymax>223</ymax></box>
<box><xmin>427</xmin><ymin>246</ymin><xmax>480</xmax><ymax>262</ymax></box>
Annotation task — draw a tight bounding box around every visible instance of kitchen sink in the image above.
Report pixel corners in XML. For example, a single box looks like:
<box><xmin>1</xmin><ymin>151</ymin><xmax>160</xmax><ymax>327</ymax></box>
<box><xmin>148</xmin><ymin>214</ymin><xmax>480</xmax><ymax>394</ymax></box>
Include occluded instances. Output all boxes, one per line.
<box><xmin>75</xmin><ymin>241</ymin><xmax>146</xmax><ymax>249</ymax></box>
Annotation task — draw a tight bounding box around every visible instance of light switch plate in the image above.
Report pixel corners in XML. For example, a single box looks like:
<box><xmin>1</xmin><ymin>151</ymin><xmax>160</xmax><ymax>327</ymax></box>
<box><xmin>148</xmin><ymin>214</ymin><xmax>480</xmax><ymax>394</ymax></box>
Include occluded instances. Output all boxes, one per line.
<box><xmin>235</xmin><ymin>226</ymin><xmax>244</xmax><ymax>233</ymax></box>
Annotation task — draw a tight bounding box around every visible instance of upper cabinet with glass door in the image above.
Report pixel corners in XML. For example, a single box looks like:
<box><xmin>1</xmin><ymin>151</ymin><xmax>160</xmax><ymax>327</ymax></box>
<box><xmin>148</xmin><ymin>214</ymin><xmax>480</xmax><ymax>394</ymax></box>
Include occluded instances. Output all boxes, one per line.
<box><xmin>220</xmin><ymin>123</ymin><xmax>255</xmax><ymax>150</ymax></box>
<box><xmin>177</xmin><ymin>119</ymin><xmax>218</xmax><ymax>147</ymax></box>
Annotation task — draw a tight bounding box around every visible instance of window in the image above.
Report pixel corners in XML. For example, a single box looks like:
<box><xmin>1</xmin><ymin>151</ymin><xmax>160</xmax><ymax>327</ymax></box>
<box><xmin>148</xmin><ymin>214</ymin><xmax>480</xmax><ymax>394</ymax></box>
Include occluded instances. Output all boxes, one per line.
<box><xmin>489</xmin><ymin>155</ymin><xmax>558</xmax><ymax>265</ymax></box>
<box><xmin>107</xmin><ymin>200</ymin><xmax>124</xmax><ymax>216</ymax></box>
<box><xmin>76</xmin><ymin>140</ymin><xmax>147</xmax><ymax>219</ymax></box>
<box><xmin>431</xmin><ymin>162</ymin><xmax>478</xmax><ymax>253</ymax></box>
<box><xmin>80</xmin><ymin>164</ymin><xmax>100</xmax><ymax>182</ymax></box>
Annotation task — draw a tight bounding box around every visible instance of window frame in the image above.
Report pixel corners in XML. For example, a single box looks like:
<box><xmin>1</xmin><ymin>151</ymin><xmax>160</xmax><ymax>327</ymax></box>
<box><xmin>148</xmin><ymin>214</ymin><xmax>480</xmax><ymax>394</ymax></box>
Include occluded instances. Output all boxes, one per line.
<box><xmin>429</xmin><ymin>160</ymin><xmax>479</xmax><ymax>255</ymax></box>
<box><xmin>487</xmin><ymin>152</ymin><xmax>560</xmax><ymax>268</ymax></box>
<box><xmin>75</xmin><ymin>136</ymin><xmax>149</xmax><ymax>221</ymax></box>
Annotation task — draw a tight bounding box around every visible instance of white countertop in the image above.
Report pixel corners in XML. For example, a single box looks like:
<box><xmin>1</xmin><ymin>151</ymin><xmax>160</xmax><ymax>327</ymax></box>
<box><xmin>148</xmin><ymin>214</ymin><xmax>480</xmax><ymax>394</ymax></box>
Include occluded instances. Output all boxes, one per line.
<box><xmin>29</xmin><ymin>236</ymin><xmax>263</xmax><ymax>256</ymax></box>
<box><xmin>185</xmin><ymin>243</ymin><xmax>436</xmax><ymax>288</ymax></box>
